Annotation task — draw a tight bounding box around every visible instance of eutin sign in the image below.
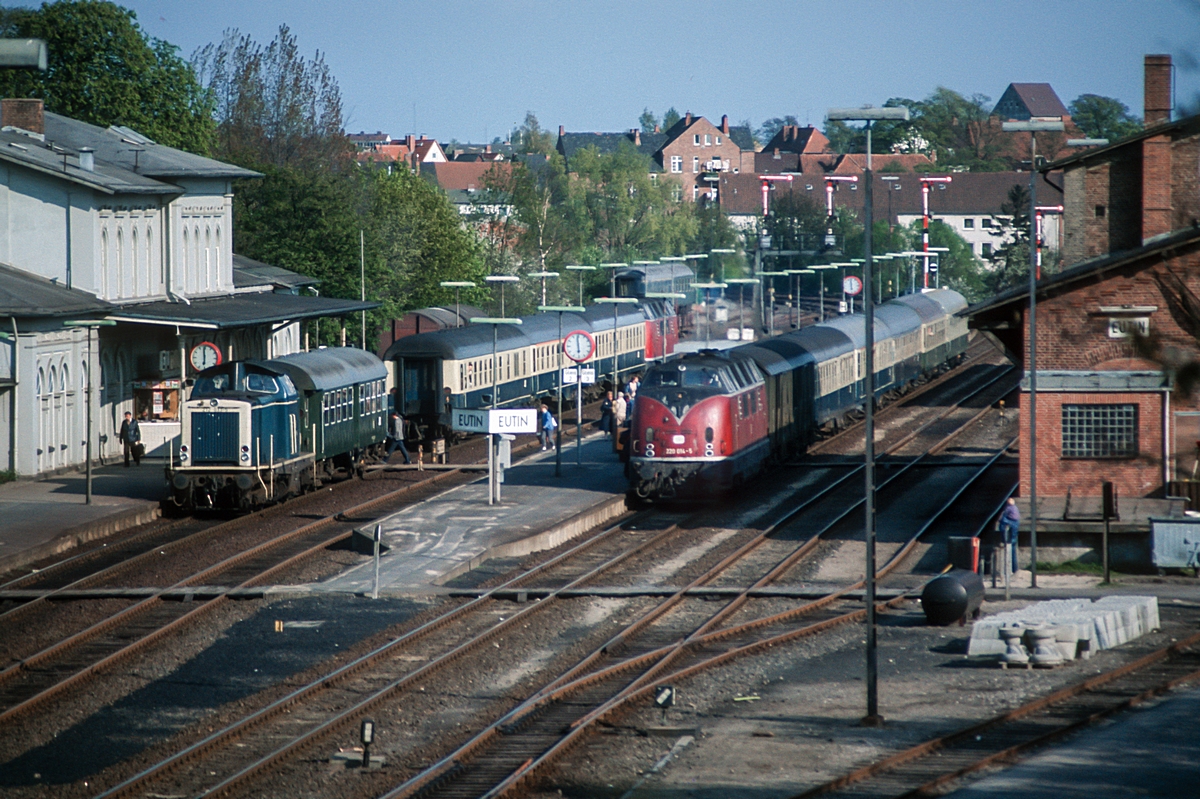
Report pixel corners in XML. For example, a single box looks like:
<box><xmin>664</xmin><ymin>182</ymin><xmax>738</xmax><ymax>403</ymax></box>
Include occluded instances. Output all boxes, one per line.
<box><xmin>452</xmin><ymin>408</ymin><xmax>538</xmax><ymax>434</ymax></box>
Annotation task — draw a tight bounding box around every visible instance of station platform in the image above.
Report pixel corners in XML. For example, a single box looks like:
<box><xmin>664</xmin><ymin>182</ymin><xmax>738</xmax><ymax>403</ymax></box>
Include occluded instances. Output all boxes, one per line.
<box><xmin>299</xmin><ymin>432</ymin><xmax>630</xmax><ymax>595</ymax></box>
<box><xmin>0</xmin><ymin>458</ymin><xmax>166</xmax><ymax>574</ymax></box>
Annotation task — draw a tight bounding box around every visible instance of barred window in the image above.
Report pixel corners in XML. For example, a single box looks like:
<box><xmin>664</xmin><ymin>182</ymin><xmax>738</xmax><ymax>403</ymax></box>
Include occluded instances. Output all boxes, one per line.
<box><xmin>1062</xmin><ymin>404</ymin><xmax>1138</xmax><ymax>458</ymax></box>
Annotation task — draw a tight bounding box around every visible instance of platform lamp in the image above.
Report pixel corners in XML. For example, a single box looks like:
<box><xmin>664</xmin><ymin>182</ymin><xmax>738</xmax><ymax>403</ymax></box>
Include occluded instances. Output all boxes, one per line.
<box><xmin>538</xmin><ymin>304</ymin><xmax>585</xmax><ymax>477</ymax></box>
<box><xmin>724</xmin><ymin>279</ymin><xmax>758</xmax><ymax>339</ymax></box>
<box><xmin>808</xmin><ymin>264</ymin><xmax>836</xmax><ymax>322</ymax></box>
<box><xmin>828</xmin><ymin>103</ymin><xmax>911</xmax><ymax>728</ymax></box>
<box><xmin>758</xmin><ymin>272</ymin><xmax>786</xmax><ymax>336</ymax></box>
<box><xmin>1002</xmin><ymin>117</ymin><xmax>1065</xmax><ymax>590</ymax></box>
<box><xmin>484</xmin><ymin>275</ymin><xmax>520</xmax><ymax>318</ymax></box>
<box><xmin>564</xmin><ymin>265</ymin><xmax>596</xmax><ymax>307</ymax></box>
<box><xmin>63</xmin><ymin>319</ymin><xmax>116</xmax><ymax>505</ymax></box>
<box><xmin>439</xmin><ymin>281</ymin><xmax>476</xmax><ymax>327</ymax></box>
<box><xmin>595</xmin><ymin>297</ymin><xmax>639</xmax><ymax>411</ymax></box>
<box><xmin>691</xmin><ymin>282</ymin><xmax>728</xmax><ymax>347</ymax></box>
<box><xmin>710</xmin><ymin>248</ymin><xmax>736</xmax><ymax>284</ymax></box>
<box><xmin>784</xmin><ymin>269</ymin><xmax>809</xmax><ymax>328</ymax></box>
<box><xmin>528</xmin><ymin>271</ymin><xmax>560</xmax><ymax>308</ymax></box>
<box><xmin>469</xmin><ymin>316</ymin><xmax>523</xmax><ymax>504</ymax></box>
<box><xmin>644</xmin><ymin>291</ymin><xmax>687</xmax><ymax>357</ymax></box>
<box><xmin>684</xmin><ymin>252</ymin><xmax>709</xmax><ymax>283</ymax></box>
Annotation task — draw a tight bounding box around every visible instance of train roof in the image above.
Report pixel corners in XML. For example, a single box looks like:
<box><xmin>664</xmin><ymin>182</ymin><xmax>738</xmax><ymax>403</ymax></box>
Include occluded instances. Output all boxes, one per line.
<box><xmin>874</xmin><ymin>301</ymin><xmax>922</xmax><ymax>336</ymax></box>
<box><xmin>737</xmin><ymin>335</ymin><xmax>819</xmax><ymax>375</ymax></box>
<box><xmin>890</xmin><ymin>291</ymin><xmax>944</xmax><ymax>323</ymax></box>
<box><xmin>920</xmin><ymin>288</ymin><xmax>968</xmax><ymax>316</ymax></box>
<box><xmin>269</xmin><ymin>347</ymin><xmax>387</xmax><ymax>391</ymax></box>
<box><xmin>786</xmin><ymin>323</ymin><xmax>856</xmax><ymax>361</ymax></box>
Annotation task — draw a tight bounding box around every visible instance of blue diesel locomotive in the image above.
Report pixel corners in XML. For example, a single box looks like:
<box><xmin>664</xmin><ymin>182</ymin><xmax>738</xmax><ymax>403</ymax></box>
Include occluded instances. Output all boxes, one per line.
<box><xmin>170</xmin><ymin>347</ymin><xmax>388</xmax><ymax>511</ymax></box>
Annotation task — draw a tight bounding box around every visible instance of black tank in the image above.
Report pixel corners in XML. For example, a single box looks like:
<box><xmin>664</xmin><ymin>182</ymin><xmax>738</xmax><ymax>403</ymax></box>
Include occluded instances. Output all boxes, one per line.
<box><xmin>920</xmin><ymin>569</ymin><xmax>985</xmax><ymax>626</ymax></box>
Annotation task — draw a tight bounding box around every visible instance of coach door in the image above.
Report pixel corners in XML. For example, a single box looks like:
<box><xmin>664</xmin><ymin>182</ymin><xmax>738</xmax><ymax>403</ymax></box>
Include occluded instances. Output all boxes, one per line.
<box><xmin>400</xmin><ymin>357</ymin><xmax>438</xmax><ymax>418</ymax></box>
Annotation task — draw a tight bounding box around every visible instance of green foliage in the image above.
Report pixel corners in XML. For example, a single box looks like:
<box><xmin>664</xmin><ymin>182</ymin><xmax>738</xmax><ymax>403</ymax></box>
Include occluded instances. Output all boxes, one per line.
<box><xmin>639</xmin><ymin>107</ymin><xmax>659</xmax><ymax>134</ymax></box>
<box><xmin>0</xmin><ymin>0</ymin><xmax>215</xmax><ymax>154</ymax></box>
<box><xmin>662</xmin><ymin>107</ymin><xmax>682</xmax><ymax>130</ymax></box>
<box><xmin>0</xmin><ymin>469</ymin><xmax>14</xmax><ymax>485</ymax></box>
<box><xmin>511</xmin><ymin>112</ymin><xmax>555</xmax><ymax>156</ymax></box>
<box><xmin>986</xmin><ymin>183</ymin><xmax>1032</xmax><ymax>294</ymax></box>
<box><xmin>1069</xmin><ymin>94</ymin><xmax>1142</xmax><ymax>142</ymax></box>
<box><xmin>233</xmin><ymin>166</ymin><xmax>484</xmax><ymax>345</ymax></box>
<box><xmin>194</xmin><ymin>25</ymin><xmax>350</xmax><ymax>170</ymax></box>
<box><xmin>921</xmin><ymin>219</ymin><xmax>989</xmax><ymax>302</ymax></box>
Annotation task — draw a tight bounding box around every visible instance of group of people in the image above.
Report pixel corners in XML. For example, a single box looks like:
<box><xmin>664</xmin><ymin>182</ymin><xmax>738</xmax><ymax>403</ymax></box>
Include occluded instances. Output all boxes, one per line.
<box><xmin>538</xmin><ymin>374</ymin><xmax>641</xmax><ymax>451</ymax></box>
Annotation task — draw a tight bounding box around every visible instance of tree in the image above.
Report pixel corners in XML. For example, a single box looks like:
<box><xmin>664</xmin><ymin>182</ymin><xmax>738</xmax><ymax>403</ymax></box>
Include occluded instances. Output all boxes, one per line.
<box><xmin>484</xmin><ymin>154</ymin><xmax>580</xmax><ymax>274</ymax></box>
<box><xmin>511</xmin><ymin>112</ymin><xmax>555</xmax><ymax>156</ymax></box>
<box><xmin>757</xmin><ymin>115</ymin><xmax>799</xmax><ymax>144</ymax></box>
<box><xmin>0</xmin><ymin>0</ymin><xmax>214</xmax><ymax>154</ymax></box>
<box><xmin>639</xmin><ymin>107</ymin><xmax>659</xmax><ymax>134</ymax></box>
<box><xmin>662</xmin><ymin>107</ymin><xmax>682</xmax><ymax>130</ymax></box>
<box><xmin>194</xmin><ymin>25</ymin><xmax>350</xmax><ymax>170</ymax></box>
<box><xmin>1069</xmin><ymin>94</ymin><xmax>1142</xmax><ymax>142</ymax></box>
<box><xmin>918</xmin><ymin>219</ymin><xmax>988</xmax><ymax>302</ymax></box>
<box><xmin>986</xmin><ymin>183</ymin><xmax>1032</xmax><ymax>294</ymax></box>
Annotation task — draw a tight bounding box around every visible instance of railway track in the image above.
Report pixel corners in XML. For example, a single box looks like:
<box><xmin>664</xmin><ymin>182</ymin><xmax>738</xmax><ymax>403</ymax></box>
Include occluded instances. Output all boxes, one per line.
<box><xmin>79</xmin><ymin>349</ymin><xmax>1014</xmax><ymax>799</ymax></box>
<box><xmin>789</xmin><ymin>630</ymin><xmax>1200</xmax><ymax>799</ymax></box>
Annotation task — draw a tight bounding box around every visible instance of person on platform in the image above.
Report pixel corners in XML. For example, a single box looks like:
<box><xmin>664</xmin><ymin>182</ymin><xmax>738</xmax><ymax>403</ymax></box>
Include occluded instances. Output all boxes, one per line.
<box><xmin>385</xmin><ymin>411</ymin><xmax>411</xmax><ymax>464</ymax></box>
<box><xmin>998</xmin><ymin>498</ymin><xmax>1020</xmax><ymax>573</ymax></box>
<box><xmin>120</xmin><ymin>411</ymin><xmax>142</xmax><ymax>467</ymax></box>
<box><xmin>626</xmin><ymin>374</ymin><xmax>640</xmax><ymax>399</ymax></box>
<box><xmin>540</xmin><ymin>401</ymin><xmax>557</xmax><ymax>451</ymax></box>
<box><xmin>599</xmin><ymin>391</ymin><xmax>614</xmax><ymax>433</ymax></box>
<box><xmin>614</xmin><ymin>392</ymin><xmax>627</xmax><ymax>429</ymax></box>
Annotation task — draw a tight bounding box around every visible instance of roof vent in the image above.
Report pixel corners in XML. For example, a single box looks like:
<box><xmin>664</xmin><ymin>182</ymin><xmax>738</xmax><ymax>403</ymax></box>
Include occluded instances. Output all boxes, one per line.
<box><xmin>78</xmin><ymin>146</ymin><xmax>94</xmax><ymax>172</ymax></box>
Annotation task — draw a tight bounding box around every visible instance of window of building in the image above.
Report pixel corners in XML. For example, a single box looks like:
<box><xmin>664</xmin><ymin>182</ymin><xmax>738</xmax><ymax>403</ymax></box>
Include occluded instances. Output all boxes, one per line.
<box><xmin>715</xmin><ymin>136</ymin><xmax>722</xmax><ymax>145</ymax></box>
<box><xmin>693</xmin><ymin>185</ymin><xmax>699</xmax><ymax>200</ymax></box>
<box><xmin>1062</xmin><ymin>404</ymin><xmax>1138</xmax><ymax>458</ymax></box>
<box><xmin>692</xmin><ymin>156</ymin><xmax>699</xmax><ymax>173</ymax></box>
<box><xmin>704</xmin><ymin>134</ymin><xmax>711</xmax><ymax>146</ymax></box>
<box><xmin>963</xmin><ymin>218</ymin><xmax>975</xmax><ymax>229</ymax></box>
<box><xmin>981</xmin><ymin>218</ymin><xmax>993</xmax><ymax>228</ymax></box>
<box><xmin>981</xmin><ymin>242</ymin><xmax>992</xmax><ymax>257</ymax></box>
<box><xmin>1096</xmin><ymin>205</ymin><xmax>1107</xmax><ymax>218</ymax></box>
<box><xmin>693</xmin><ymin>134</ymin><xmax>700</xmax><ymax>146</ymax></box>
<box><xmin>670</xmin><ymin>155</ymin><xmax>682</xmax><ymax>173</ymax></box>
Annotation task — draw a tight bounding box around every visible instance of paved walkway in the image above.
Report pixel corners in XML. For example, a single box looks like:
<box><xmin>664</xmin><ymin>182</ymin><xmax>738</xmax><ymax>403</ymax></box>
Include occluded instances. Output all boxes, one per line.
<box><xmin>0</xmin><ymin>459</ymin><xmax>166</xmax><ymax>572</ymax></box>
<box><xmin>307</xmin><ymin>432</ymin><xmax>628</xmax><ymax>594</ymax></box>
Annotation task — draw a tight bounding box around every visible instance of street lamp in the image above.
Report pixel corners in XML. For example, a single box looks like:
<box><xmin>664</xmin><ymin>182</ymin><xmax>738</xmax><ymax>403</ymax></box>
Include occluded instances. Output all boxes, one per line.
<box><xmin>63</xmin><ymin>319</ymin><xmax>116</xmax><ymax>505</ymax></box>
<box><xmin>469</xmin><ymin>316</ymin><xmax>523</xmax><ymax>505</ymax></box>
<box><xmin>1003</xmin><ymin>117</ymin><xmax>1065</xmax><ymax>590</ymax></box>
<box><xmin>484</xmin><ymin>275</ymin><xmax>520</xmax><ymax>317</ymax></box>
<box><xmin>564</xmin><ymin>265</ymin><xmax>596</xmax><ymax>307</ymax></box>
<box><xmin>724</xmin><ymin>278</ymin><xmax>758</xmax><ymax>339</ymax></box>
<box><xmin>809</xmin><ymin>264</ymin><xmax>836</xmax><ymax>321</ymax></box>
<box><xmin>538</xmin><ymin>304</ymin><xmax>585</xmax><ymax>477</ymax></box>
<box><xmin>827</xmin><ymin>103</ymin><xmax>910</xmax><ymax>728</ymax></box>
<box><xmin>439</xmin><ymin>281</ymin><xmax>477</xmax><ymax>327</ymax></box>
<box><xmin>595</xmin><ymin>297</ymin><xmax>639</xmax><ymax>430</ymax></box>
<box><xmin>527</xmin><ymin>271</ymin><xmax>559</xmax><ymax>308</ymax></box>
<box><xmin>603</xmin><ymin>263</ymin><xmax>630</xmax><ymax>297</ymax></box>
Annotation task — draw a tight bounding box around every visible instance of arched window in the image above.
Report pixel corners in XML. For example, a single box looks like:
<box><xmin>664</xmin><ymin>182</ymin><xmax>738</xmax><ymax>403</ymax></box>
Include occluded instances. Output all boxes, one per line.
<box><xmin>193</xmin><ymin>225</ymin><xmax>202</xmax><ymax>291</ymax></box>
<box><xmin>148</xmin><ymin>224</ymin><xmax>159</xmax><ymax>292</ymax></box>
<box><xmin>81</xmin><ymin>360</ymin><xmax>88</xmax><ymax>392</ymax></box>
<box><xmin>49</xmin><ymin>365</ymin><xmax>57</xmax><ymax>395</ymax></box>
<box><xmin>37</xmin><ymin>367</ymin><xmax>44</xmax><ymax>396</ymax></box>
<box><xmin>182</xmin><ymin>227</ymin><xmax>190</xmax><ymax>292</ymax></box>
<box><xmin>205</xmin><ymin>226</ymin><xmax>212</xmax><ymax>291</ymax></box>
<box><xmin>100</xmin><ymin>227</ymin><xmax>109</xmax><ymax>299</ymax></box>
<box><xmin>214</xmin><ymin>227</ymin><xmax>222</xmax><ymax>289</ymax></box>
<box><xmin>116</xmin><ymin>227</ymin><xmax>125</xmax><ymax>298</ymax></box>
<box><xmin>60</xmin><ymin>364</ymin><xmax>68</xmax><ymax>392</ymax></box>
<box><xmin>131</xmin><ymin>227</ymin><xmax>140</xmax><ymax>296</ymax></box>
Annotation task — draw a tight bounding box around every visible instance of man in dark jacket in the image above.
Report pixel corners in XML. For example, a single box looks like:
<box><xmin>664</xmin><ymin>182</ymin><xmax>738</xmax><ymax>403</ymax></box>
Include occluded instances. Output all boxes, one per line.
<box><xmin>385</xmin><ymin>411</ymin><xmax>411</xmax><ymax>464</ymax></box>
<box><xmin>119</xmin><ymin>411</ymin><xmax>142</xmax><ymax>467</ymax></box>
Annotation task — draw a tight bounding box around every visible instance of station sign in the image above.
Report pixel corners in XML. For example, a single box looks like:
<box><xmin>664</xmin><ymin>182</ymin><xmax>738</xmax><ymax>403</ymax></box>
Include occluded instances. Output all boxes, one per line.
<box><xmin>562</xmin><ymin>367</ymin><xmax>596</xmax><ymax>384</ymax></box>
<box><xmin>451</xmin><ymin>408</ymin><xmax>539</xmax><ymax>434</ymax></box>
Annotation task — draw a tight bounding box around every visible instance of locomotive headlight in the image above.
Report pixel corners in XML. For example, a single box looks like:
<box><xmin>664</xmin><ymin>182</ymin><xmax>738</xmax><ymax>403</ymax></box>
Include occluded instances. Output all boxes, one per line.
<box><xmin>210</xmin><ymin>399</ymin><xmax>219</xmax><ymax>407</ymax></box>
<box><xmin>240</xmin><ymin>452</ymin><xmax>250</xmax><ymax>463</ymax></box>
<box><xmin>672</xmin><ymin>434</ymin><xmax>685</xmax><ymax>445</ymax></box>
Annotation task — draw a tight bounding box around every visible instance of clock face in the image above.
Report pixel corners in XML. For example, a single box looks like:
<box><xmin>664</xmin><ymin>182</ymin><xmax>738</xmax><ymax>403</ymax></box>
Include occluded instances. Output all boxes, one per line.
<box><xmin>189</xmin><ymin>342</ymin><xmax>221</xmax><ymax>371</ymax></box>
<box><xmin>563</xmin><ymin>331</ymin><xmax>595</xmax><ymax>363</ymax></box>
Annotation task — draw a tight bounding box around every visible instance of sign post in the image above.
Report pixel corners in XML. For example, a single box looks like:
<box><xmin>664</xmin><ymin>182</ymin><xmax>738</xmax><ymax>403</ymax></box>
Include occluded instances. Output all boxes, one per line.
<box><xmin>469</xmin><ymin>317</ymin><xmax>523</xmax><ymax>504</ymax></box>
<box><xmin>563</xmin><ymin>329</ymin><xmax>596</xmax><ymax>466</ymax></box>
<box><xmin>539</xmin><ymin>306</ymin><xmax>586</xmax><ymax>477</ymax></box>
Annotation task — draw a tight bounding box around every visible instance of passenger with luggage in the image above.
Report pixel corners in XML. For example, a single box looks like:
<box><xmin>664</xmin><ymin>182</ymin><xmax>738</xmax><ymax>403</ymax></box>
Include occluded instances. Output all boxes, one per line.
<box><xmin>540</xmin><ymin>402</ymin><xmax>557</xmax><ymax>450</ymax></box>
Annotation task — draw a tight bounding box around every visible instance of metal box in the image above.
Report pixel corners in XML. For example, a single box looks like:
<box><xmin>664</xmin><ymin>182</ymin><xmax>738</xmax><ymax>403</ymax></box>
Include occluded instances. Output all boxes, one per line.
<box><xmin>1150</xmin><ymin>519</ymin><xmax>1200</xmax><ymax>568</ymax></box>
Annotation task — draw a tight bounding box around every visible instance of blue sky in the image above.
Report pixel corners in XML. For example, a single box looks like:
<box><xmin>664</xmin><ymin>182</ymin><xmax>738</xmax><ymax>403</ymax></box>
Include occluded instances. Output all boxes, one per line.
<box><xmin>113</xmin><ymin>0</ymin><xmax>1200</xmax><ymax>142</ymax></box>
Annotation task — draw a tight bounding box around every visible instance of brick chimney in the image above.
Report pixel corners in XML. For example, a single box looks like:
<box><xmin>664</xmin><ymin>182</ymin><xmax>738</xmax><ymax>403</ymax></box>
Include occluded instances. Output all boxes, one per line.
<box><xmin>558</xmin><ymin>125</ymin><xmax>565</xmax><ymax>138</ymax></box>
<box><xmin>1</xmin><ymin>98</ymin><xmax>44</xmax><ymax>136</ymax></box>
<box><xmin>654</xmin><ymin>124</ymin><xmax>660</xmax><ymax>134</ymax></box>
<box><xmin>1142</xmin><ymin>54</ymin><xmax>1173</xmax><ymax>240</ymax></box>
<box><xmin>721</xmin><ymin>115</ymin><xmax>729</xmax><ymax>135</ymax></box>
<box><xmin>405</xmin><ymin>134</ymin><xmax>415</xmax><ymax>149</ymax></box>
<box><xmin>685</xmin><ymin>111</ymin><xmax>692</xmax><ymax>127</ymax></box>
<box><xmin>1144</xmin><ymin>54</ymin><xmax>1172</xmax><ymax>125</ymax></box>
<box><xmin>631</xmin><ymin>128</ymin><xmax>641</xmax><ymax>146</ymax></box>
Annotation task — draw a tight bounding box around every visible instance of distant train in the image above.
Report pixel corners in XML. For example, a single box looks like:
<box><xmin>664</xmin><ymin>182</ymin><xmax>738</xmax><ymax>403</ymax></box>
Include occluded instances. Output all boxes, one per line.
<box><xmin>628</xmin><ymin>289</ymin><xmax>969</xmax><ymax>499</ymax></box>
<box><xmin>386</xmin><ymin>300</ymin><xmax>680</xmax><ymax>440</ymax></box>
<box><xmin>170</xmin><ymin>348</ymin><xmax>388</xmax><ymax>511</ymax></box>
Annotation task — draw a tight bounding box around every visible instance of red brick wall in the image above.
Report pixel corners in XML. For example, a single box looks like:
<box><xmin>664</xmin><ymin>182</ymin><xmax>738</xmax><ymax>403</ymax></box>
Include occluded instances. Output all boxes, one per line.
<box><xmin>1019</xmin><ymin>245</ymin><xmax>1200</xmax><ymax>497</ymax></box>
<box><xmin>1019</xmin><ymin>390</ymin><xmax>1164</xmax><ymax>497</ymax></box>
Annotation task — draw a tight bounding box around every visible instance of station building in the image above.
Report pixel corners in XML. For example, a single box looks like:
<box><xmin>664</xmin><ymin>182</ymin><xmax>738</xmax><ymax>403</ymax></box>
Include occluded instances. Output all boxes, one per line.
<box><xmin>0</xmin><ymin>99</ymin><xmax>374</xmax><ymax>477</ymax></box>
<box><xmin>970</xmin><ymin>55</ymin><xmax>1200</xmax><ymax>507</ymax></box>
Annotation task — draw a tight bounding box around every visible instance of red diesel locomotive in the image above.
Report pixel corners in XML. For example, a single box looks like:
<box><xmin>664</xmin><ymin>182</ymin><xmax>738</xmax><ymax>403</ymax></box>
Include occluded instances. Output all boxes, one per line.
<box><xmin>628</xmin><ymin>351</ymin><xmax>769</xmax><ymax>498</ymax></box>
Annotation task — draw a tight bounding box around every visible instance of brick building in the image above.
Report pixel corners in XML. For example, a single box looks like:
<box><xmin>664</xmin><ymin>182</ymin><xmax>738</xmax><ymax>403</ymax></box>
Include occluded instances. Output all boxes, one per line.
<box><xmin>970</xmin><ymin>55</ymin><xmax>1200</xmax><ymax>504</ymax></box>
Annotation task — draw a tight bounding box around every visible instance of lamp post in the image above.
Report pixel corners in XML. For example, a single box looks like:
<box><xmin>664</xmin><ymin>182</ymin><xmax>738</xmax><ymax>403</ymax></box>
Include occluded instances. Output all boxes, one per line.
<box><xmin>63</xmin><ymin>319</ymin><xmax>116</xmax><ymax>505</ymax></box>
<box><xmin>691</xmin><ymin>282</ymin><xmax>729</xmax><ymax>346</ymax></box>
<box><xmin>564</xmin><ymin>265</ymin><xmax>596</xmax><ymax>307</ymax></box>
<box><xmin>604</xmin><ymin>262</ymin><xmax>631</xmax><ymax>297</ymax></box>
<box><xmin>528</xmin><ymin>271</ymin><xmax>559</xmax><ymax>308</ymax></box>
<box><xmin>538</xmin><ymin>305</ymin><xmax>585</xmax><ymax>477</ymax></box>
<box><xmin>1002</xmin><ymin>118</ymin><xmax>1065</xmax><ymax>590</ymax></box>
<box><xmin>827</xmin><ymin>104</ymin><xmax>910</xmax><ymax>727</ymax></box>
<box><xmin>724</xmin><ymin>279</ymin><xmax>758</xmax><ymax>339</ymax></box>
<box><xmin>595</xmin><ymin>296</ymin><xmax>639</xmax><ymax>399</ymax></box>
<box><xmin>710</xmin><ymin>248</ymin><xmax>736</xmax><ymax>284</ymax></box>
<box><xmin>469</xmin><ymin>316</ymin><xmax>523</xmax><ymax>504</ymax></box>
<box><xmin>758</xmin><ymin>272</ymin><xmax>786</xmax><ymax>336</ymax></box>
<box><xmin>439</xmin><ymin>281</ymin><xmax>476</xmax><ymax>327</ymax></box>
<box><xmin>809</xmin><ymin>264</ymin><xmax>836</xmax><ymax>321</ymax></box>
<box><xmin>484</xmin><ymin>275</ymin><xmax>520</xmax><ymax>317</ymax></box>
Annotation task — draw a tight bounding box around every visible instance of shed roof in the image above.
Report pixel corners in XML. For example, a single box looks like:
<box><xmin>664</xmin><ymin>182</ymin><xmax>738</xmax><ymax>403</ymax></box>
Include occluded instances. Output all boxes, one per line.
<box><xmin>106</xmin><ymin>293</ymin><xmax>379</xmax><ymax>330</ymax></box>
